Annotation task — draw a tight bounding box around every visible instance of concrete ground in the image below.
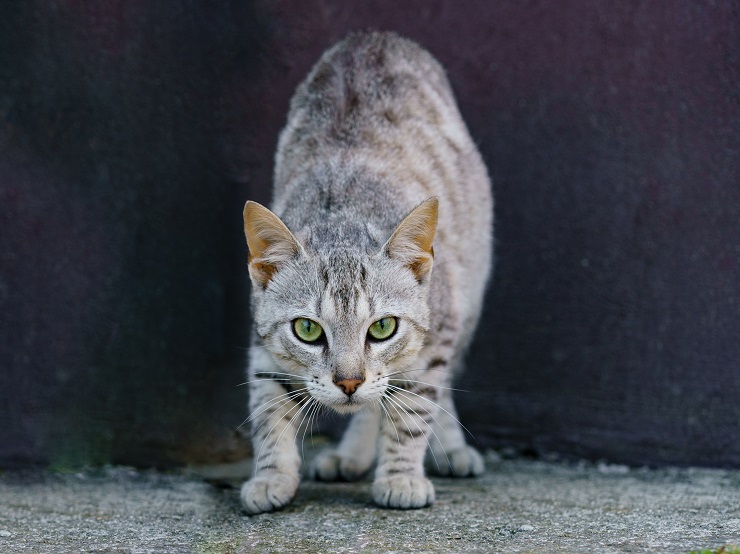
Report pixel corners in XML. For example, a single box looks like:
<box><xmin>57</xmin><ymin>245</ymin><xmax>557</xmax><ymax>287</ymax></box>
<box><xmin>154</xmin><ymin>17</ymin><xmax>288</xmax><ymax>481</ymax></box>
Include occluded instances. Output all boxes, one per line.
<box><xmin>1</xmin><ymin>444</ymin><xmax>738</xmax><ymax>553</ymax></box>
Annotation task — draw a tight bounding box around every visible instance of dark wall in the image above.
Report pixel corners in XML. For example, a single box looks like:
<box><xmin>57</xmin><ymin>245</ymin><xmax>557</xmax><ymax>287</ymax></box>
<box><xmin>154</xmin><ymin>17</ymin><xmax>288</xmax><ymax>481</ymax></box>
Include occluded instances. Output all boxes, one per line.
<box><xmin>1</xmin><ymin>0</ymin><xmax>737</xmax><ymax>469</ymax></box>
<box><xmin>0</xmin><ymin>1</ymin><xmax>266</xmax><ymax>467</ymax></box>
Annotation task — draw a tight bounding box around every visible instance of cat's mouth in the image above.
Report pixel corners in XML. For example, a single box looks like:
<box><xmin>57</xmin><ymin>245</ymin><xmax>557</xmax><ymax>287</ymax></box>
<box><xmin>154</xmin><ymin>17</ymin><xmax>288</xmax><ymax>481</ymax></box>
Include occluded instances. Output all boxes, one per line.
<box><xmin>329</xmin><ymin>396</ymin><xmax>366</xmax><ymax>415</ymax></box>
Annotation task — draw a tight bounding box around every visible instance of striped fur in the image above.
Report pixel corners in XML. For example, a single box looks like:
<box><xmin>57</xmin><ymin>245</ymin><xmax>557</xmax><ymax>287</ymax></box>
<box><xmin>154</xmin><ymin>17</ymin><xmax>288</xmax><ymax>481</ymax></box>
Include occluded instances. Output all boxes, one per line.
<box><xmin>240</xmin><ymin>31</ymin><xmax>493</xmax><ymax>514</ymax></box>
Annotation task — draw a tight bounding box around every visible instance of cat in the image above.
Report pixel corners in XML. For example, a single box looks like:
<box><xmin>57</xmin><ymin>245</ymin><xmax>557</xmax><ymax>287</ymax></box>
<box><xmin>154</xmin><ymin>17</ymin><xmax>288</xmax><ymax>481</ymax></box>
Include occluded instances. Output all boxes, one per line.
<box><xmin>240</xmin><ymin>31</ymin><xmax>493</xmax><ymax>514</ymax></box>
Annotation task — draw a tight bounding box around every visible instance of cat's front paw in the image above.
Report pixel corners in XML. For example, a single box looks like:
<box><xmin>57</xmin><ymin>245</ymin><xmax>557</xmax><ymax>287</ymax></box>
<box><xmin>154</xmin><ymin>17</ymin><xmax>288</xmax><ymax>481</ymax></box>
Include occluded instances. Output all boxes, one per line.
<box><xmin>431</xmin><ymin>445</ymin><xmax>485</xmax><ymax>477</ymax></box>
<box><xmin>240</xmin><ymin>472</ymin><xmax>299</xmax><ymax>515</ymax></box>
<box><xmin>372</xmin><ymin>475</ymin><xmax>435</xmax><ymax>509</ymax></box>
<box><xmin>311</xmin><ymin>449</ymin><xmax>371</xmax><ymax>482</ymax></box>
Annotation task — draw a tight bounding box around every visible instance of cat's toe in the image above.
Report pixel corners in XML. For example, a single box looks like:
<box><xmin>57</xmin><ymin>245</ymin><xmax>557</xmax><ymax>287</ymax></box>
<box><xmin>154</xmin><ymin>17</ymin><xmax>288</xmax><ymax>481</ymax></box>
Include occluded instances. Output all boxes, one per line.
<box><xmin>311</xmin><ymin>449</ymin><xmax>369</xmax><ymax>481</ymax></box>
<box><xmin>240</xmin><ymin>472</ymin><xmax>299</xmax><ymax>515</ymax></box>
<box><xmin>372</xmin><ymin>475</ymin><xmax>435</xmax><ymax>509</ymax></box>
<box><xmin>431</xmin><ymin>445</ymin><xmax>485</xmax><ymax>477</ymax></box>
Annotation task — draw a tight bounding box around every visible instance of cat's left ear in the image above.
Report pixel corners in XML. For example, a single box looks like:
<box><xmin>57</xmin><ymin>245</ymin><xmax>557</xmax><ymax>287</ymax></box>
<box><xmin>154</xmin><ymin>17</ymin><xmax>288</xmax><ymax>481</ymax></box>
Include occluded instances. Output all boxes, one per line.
<box><xmin>243</xmin><ymin>201</ymin><xmax>302</xmax><ymax>288</ymax></box>
<box><xmin>382</xmin><ymin>197</ymin><xmax>438</xmax><ymax>282</ymax></box>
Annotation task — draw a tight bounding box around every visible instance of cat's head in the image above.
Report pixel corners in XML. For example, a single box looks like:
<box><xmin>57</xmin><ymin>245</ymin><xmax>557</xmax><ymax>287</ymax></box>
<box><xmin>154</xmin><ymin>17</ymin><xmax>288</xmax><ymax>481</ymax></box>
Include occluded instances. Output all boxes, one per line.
<box><xmin>243</xmin><ymin>198</ymin><xmax>438</xmax><ymax>414</ymax></box>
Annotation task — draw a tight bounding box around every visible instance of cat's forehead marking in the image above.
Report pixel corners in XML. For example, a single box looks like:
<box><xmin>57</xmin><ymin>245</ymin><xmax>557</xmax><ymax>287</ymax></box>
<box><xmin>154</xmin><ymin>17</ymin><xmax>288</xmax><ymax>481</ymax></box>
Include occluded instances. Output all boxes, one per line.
<box><xmin>317</xmin><ymin>251</ymin><xmax>373</xmax><ymax>322</ymax></box>
<box><xmin>329</xmin><ymin>252</ymin><xmax>362</xmax><ymax>311</ymax></box>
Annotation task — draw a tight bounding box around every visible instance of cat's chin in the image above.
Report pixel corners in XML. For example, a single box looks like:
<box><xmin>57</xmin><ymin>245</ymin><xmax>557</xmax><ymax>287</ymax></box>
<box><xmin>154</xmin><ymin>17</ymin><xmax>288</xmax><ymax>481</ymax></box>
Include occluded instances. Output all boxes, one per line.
<box><xmin>327</xmin><ymin>399</ymin><xmax>369</xmax><ymax>415</ymax></box>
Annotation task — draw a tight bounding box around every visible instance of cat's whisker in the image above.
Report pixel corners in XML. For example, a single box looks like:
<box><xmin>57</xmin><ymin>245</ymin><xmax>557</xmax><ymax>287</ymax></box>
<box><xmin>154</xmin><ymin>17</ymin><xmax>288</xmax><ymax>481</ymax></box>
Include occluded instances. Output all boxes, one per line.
<box><xmin>247</xmin><ymin>391</ymin><xmax>304</xmax><ymax>429</ymax></box>
<box><xmin>388</xmin><ymin>377</ymin><xmax>468</xmax><ymax>393</ymax></box>
<box><xmin>298</xmin><ymin>399</ymin><xmax>316</xmax><ymax>460</ymax></box>
<box><xmin>295</xmin><ymin>397</ymin><xmax>319</xmax><ymax>461</ymax></box>
<box><xmin>236</xmin><ymin>344</ymin><xmax>272</xmax><ymax>354</ymax></box>
<box><xmin>306</xmin><ymin>399</ymin><xmax>324</xmax><ymax>455</ymax></box>
<box><xmin>279</xmin><ymin>395</ymin><xmax>316</xmax><ymax>460</ymax></box>
<box><xmin>387</xmin><ymin>384</ymin><xmax>478</xmax><ymax>444</ymax></box>
<box><xmin>248</xmin><ymin>395</ymin><xmax>306</xmax><ymax>436</ymax></box>
<box><xmin>384</xmin><ymin>393</ymin><xmax>450</xmax><ymax>473</ymax></box>
<box><xmin>248</xmin><ymin>399</ymin><xmax>298</xmax><ymax>437</ymax></box>
<box><xmin>382</xmin><ymin>388</ymin><xmax>451</xmax><ymax>471</ymax></box>
<box><xmin>379</xmin><ymin>397</ymin><xmax>403</xmax><ymax>450</ymax></box>
<box><xmin>253</xmin><ymin>398</ymin><xmax>301</xmax><ymax>467</ymax></box>
<box><xmin>245</xmin><ymin>390</ymin><xmax>309</xmax><ymax>440</ymax></box>
<box><xmin>236</xmin><ymin>377</ymin><xmax>302</xmax><ymax>388</ymax></box>
<box><xmin>266</xmin><ymin>395</ymin><xmax>313</xmax><ymax>468</ymax></box>
<box><xmin>383</xmin><ymin>389</ymin><xmax>450</xmax><ymax>472</ymax></box>
<box><xmin>385</xmin><ymin>367</ymin><xmax>456</xmax><ymax>378</ymax></box>
<box><xmin>312</xmin><ymin>402</ymin><xmax>327</xmax><ymax>445</ymax></box>
<box><xmin>384</xmin><ymin>400</ymin><xmax>404</xmax><ymax>451</ymax></box>
<box><xmin>236</xmin><ymin>368</ymin><xmax>306</xmax><ymax>388</ymax></box>
<box><xmin>244</xmin><ymin>388</ymin><xmax>309</xmax><ymax>426</ymax></box>
<box><xmin>254</xmin><ymin>371</ymin><xmax>306</xmax><ymax>381</ymax></box>
<box><xmin>239</xmin><ymin>393</ymin><xmax>294</xmax><ymax>433</ymax></box>
<box><xmin>382</xmin><ymin>393</ymin><xmax>421</xmax><ymax>450</ymax></box>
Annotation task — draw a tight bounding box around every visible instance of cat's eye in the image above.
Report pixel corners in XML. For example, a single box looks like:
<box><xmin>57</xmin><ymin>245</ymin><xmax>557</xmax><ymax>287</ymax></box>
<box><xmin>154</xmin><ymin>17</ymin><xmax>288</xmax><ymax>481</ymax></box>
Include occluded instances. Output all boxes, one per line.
<box><xmin>293</xmin><ymin>318</ymin><xmax>324</xmax><ymax>343</ymax></box>
<box><xmin>368</xmin><ymin>317</ymin><xmax>397</xmax><ymax>341</ymax></box>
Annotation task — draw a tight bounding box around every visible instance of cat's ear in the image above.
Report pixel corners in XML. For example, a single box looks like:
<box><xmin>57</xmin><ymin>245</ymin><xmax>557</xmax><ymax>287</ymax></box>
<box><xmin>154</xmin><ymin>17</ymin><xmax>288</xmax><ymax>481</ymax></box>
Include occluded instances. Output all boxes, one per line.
<box><xmin>382</xmin><ymin>197</ymin><xmax>438</xmax><ymax>282</ymax></box>
<box><xmin>243</xmin><ymin>201</ymin><xmax>301</xmax><ymax>288</ymax></box>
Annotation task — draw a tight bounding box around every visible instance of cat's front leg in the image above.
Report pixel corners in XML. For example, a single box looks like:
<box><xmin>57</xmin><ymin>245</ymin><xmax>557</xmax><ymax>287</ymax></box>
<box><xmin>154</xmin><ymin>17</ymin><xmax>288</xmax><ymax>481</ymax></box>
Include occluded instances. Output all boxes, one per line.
<box><xmin>312</xmin><ymin>408</ymin><xmax>380</xmax><ymax>481</ymax></box>
<box><xmin>240</xmin><ymin>375</ymin><xmax>303</xmax><ymax>515</ymax></box>
<box><xmin>372</xmin><ymin>386</ymin><xmax>438</xmax><ymax>509</ymax></box>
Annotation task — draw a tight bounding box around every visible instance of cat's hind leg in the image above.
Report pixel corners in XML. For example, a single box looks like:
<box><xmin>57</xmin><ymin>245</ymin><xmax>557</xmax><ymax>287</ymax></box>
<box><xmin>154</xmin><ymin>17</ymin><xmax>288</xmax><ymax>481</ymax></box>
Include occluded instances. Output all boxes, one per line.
<box><xmin>426</xmin><ymin>387</ymin><xmax>484</xmax><ymax>477</ymax></box>
<box><xmin>311</xmin><ymin>408</ymin><xmax>380</xmax><ymax>481</ymax></box>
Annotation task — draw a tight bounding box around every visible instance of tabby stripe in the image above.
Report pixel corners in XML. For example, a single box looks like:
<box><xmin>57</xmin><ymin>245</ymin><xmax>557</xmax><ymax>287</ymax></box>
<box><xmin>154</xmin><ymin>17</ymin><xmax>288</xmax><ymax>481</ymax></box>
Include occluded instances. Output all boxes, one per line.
<box><xmin>428</xmin><ymin>357</ymin><xmax>447</xmax><ymax>369</ymax></box>
<box><xmin>399</xmin><ymin>427</ymin><xmax>425</xmax><ymax>438</ymax></box>
<box><xmin>413</xmin><ymin>386</ymin><xmax>437</xmax><ymax>396</ymax></box>
<box><xmin>382</xmin><ymin>428</ymin><xmax>402</xmax><ymax>440</ymax></box>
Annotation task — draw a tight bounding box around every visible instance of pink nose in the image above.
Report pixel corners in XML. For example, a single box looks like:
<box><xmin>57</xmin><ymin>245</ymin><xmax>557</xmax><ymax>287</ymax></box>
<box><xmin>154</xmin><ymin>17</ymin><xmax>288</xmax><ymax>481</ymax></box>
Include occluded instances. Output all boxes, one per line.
<box><xmin>333</xmin><ymin>377</ymin><xmax>364</xmax><ymax>396</ymax></box>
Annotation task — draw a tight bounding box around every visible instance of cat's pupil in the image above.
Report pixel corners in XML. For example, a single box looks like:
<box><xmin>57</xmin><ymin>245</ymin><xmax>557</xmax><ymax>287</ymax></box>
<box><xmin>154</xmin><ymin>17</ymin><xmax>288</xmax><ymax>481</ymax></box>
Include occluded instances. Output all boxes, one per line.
<box><xmin>293</xmin><ymin>318</ymin><xmax>323</xmax><ymax>343</ymax></box>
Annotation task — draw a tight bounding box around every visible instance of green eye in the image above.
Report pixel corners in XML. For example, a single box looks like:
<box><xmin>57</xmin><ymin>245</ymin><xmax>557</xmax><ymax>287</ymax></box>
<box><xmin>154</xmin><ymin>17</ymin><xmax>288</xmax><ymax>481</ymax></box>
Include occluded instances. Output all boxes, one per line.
<box><xmin>293</xmin><ymin>318</ymin><xmax>324</xmax><ymax>343</ymax></box>
<box><xmin>368</xmin><ymin>317</ymin><xmax>397</xmax><ymax>341</ymax></box>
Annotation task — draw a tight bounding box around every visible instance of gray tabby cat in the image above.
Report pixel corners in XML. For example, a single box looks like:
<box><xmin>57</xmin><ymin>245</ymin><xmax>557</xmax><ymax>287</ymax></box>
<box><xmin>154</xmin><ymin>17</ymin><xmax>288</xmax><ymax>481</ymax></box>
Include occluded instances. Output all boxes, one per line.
<box><xmin>240</xmin><ymin>31</ymin><xmax>493</xmax><ymax>513</ymax></box>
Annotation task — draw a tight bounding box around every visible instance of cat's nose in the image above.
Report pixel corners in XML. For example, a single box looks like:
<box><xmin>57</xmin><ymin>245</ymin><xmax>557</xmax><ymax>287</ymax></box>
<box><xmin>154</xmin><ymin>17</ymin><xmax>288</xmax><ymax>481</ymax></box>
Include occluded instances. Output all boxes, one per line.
<box><xmin>333</xmin><ymin>376</ymin><xmax>364</xmax><ymax>396</ymax></box>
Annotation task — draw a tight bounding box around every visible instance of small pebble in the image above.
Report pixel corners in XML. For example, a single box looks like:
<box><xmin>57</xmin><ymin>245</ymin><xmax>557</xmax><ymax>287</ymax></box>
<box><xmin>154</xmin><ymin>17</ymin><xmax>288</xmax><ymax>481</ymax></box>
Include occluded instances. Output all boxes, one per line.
<box><xmin>519</xmin><ymin>525</ymin><xmax>534</xmax><ymax>532</ymax></box>
<box><xmin>597</xmin><ymin>462</ymin><xmax>630</xmax><ymax>475</ymax></box>
<box><xmin>485</xmin><ymin>449</ymin><xmax>502</xmax><ymax>462</ymax></box>
<box><xmin>0</xmin><ymin>530</ymin><xmax>11</xmax><ymax>537</ymax></box>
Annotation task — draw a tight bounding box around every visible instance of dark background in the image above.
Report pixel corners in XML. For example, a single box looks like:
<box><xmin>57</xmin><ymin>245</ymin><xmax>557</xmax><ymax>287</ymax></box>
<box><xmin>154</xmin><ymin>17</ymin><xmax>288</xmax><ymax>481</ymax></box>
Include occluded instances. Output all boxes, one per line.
<box><xmin>1</xmin><ymin>0</ymin><xmax>738</xmax><ymax>470</ymax></box>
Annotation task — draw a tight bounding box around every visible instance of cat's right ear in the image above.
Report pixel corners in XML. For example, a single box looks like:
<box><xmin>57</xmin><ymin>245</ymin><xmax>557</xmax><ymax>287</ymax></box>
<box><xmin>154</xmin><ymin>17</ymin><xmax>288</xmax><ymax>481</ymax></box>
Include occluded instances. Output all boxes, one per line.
<box><xmin>243</xmin><ymin>201</ymin><xmax>301</xmax><ymax>289</ymax></box>
<box><xmin>382</xmin><ymin>197</ymin><xmax>438</xmax><ymax>282</ymax></box>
